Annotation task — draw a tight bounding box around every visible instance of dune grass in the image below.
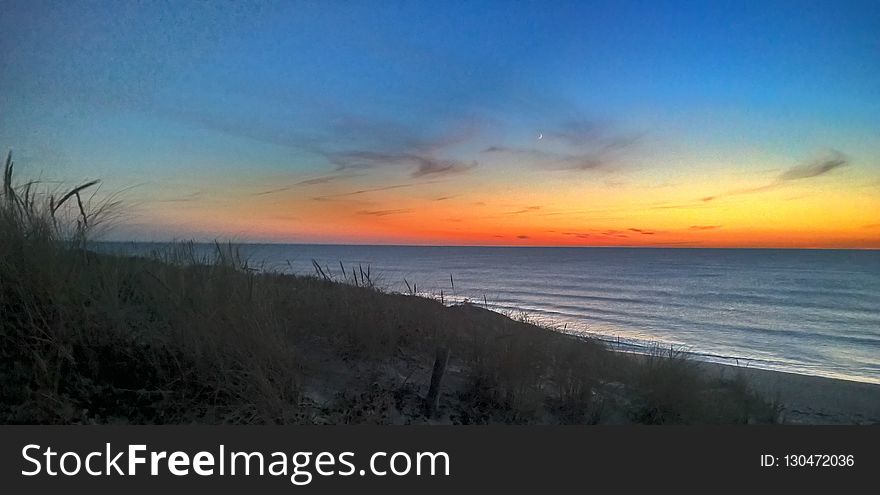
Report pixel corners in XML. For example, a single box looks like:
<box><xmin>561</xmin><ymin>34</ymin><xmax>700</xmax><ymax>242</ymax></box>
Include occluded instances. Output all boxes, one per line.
<box><xmin>0</xmin><ymin>151</ymin><xmax>780</xmax><ymax>424</ymax></box>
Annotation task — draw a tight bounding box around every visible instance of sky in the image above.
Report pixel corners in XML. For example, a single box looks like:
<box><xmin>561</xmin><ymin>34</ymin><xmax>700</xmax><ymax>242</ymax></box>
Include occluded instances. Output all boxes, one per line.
<box><xmin>1</xmin><ymin>0</ymin><xmax>879</xmax><ymax>248</ymax></box>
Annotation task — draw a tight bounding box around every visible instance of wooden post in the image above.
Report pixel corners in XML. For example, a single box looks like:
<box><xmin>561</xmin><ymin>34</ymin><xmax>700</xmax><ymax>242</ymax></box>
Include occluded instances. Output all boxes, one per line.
<box><xmin>425</xmin><ymin>346</ymin><xmax>450</xmax><ymax>417</ymax></box>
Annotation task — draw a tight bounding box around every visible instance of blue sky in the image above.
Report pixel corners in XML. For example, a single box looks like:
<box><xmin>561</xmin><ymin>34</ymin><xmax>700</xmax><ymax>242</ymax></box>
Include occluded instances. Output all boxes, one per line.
<box><xmin>1</xmin><ymin>1</ymin><xmax>878</xmax><ymax>245</ymax></box>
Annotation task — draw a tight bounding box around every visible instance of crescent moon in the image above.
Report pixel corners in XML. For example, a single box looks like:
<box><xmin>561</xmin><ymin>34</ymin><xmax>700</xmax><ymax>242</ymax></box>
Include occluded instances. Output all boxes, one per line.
<box><xmin>538</xmin><ymin>133</ymin><xmax>543</xmax><ymax>140</ymax></box>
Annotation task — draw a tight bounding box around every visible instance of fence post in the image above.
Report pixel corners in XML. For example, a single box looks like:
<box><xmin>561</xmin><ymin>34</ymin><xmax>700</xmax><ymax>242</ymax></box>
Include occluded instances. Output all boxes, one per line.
<box><xmin>425</xmin><ymin>346</ymin><xmax>450</xmax><ymax>417</ymax></box>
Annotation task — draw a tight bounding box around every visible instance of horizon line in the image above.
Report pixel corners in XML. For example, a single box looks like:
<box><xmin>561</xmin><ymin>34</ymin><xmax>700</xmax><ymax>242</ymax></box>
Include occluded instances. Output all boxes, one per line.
<box><xmin>95</xmin><ymin>240</ymin><xmax>880</xmax><ymax>251</ymax></box>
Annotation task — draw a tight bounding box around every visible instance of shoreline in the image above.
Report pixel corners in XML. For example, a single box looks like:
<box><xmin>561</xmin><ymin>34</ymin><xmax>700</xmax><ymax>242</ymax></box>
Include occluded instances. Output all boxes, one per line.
<box><xmin>564</xmin><ymin>328</ymin><xmax>880</xmax><ymax>424</ymax></box>
<box><xmin>586</xmin><ymin>333</ymin><xmax>879</xmax><ymax>386</ymax></box>
<box><xmin>601</xmin><ymin>345</ymin><xmax>880</xmax><ymax>425</ymax></box>
<box><xmin>451</xmin><ymin>304</ymin><xmax>880</xmax><ymax>425</ymax></box>
<box><xmin>697</xmin><ymin>361</ymin><xmax>880</xmax><ymax>425</ymax></box>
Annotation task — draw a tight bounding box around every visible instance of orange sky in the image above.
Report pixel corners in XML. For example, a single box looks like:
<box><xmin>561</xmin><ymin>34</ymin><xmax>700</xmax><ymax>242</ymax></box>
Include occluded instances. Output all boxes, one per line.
<box><xmin>127</xmin><ymin>148</ymin><xmax>880</xmax><ymax>249</ymax></box>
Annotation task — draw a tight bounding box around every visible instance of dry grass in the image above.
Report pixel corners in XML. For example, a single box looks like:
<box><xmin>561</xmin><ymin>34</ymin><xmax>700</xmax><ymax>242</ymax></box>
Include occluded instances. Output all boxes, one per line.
<box><xmin>0</xmin><ymin>151</ymin><xmax>779</xmax><ymax>424</ymax></box>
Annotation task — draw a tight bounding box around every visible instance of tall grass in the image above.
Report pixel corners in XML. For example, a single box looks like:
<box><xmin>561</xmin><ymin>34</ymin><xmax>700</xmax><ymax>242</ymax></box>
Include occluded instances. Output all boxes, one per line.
<box><xmin>1</xmin><ymin>152</ymin><xmax>300</xmax><ymax>423</ymax></box>
<box><xmin>626</xmin><ymin>344</ymin><xmax>781</xmax><ymax>424</ymax></box>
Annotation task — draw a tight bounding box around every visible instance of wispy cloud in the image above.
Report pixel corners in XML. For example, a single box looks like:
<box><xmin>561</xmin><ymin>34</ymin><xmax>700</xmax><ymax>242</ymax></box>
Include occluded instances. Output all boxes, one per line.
<box><xmin>253</xmin><ymin>186</ymin><xmax>294</xmax><ymax>196</ymax></box>
<box><xmin>171</xmin><ymin>108</ymin><xmax>479</xmax><ymax>182</ymax></box>
<box><xmin>650</xmin><ymin>200</ymin><xmax>714</xmax><ymax>210</ymax></box>
<box><xmin>325</xmin><ymin>150</ymin><xmax>477</xmax><ymax>178</ymax></box>
<box><xmin>296</xmin><ymin>173</ymin><xmax>361</xmax><ymax>186</ymax></box>
<box><xmin>561</xmin><ymin>231</ymin><xmax>593</xmax><ymax>239</ymax></box>
<box><xmin>413</xmin><ymin>158</ymin><xmax>477</xmax><ymax>178</ymax></box>
<box><xmin>689</xmin><ymin>225</ymin><xmax>721</xmax><ymax>230</ymax></box>
<box><xmin>252</xmin><ymin>172</ymin><xmax>364</xmax><ymax>196</ymax></box>
<box><xmin>313</xmin><ymin>182</ymin><xmax>439</xmax><ymax>201</ymax></box>
<box><xmin>482</xmin><ymin>129</ymin><xmax>641</xmax><ymax>172</ymax></box>
<box><xmin>313</xmin><ymin>119</ymin><xmax>481</xmax><ymax>179</ymax></box>
<box><xmin>779</xmin><ymin>151</ymin><xmax>847</xmax><ymax>180</ymax></box>
<box><xmin>356</xmin><ymin>208</ymin><xmax>414</xmax><ymax>216</ymax></box>
<box><xmin>508</xmin><ymin>205</ymin><xmax>541</xmax><ymax>214</ymax></box>
<box><xmin>628</xmin><ymin>228</ymin><xmax>655</xmax><ymax>235</ymax></box>
<box><xmin>702</xmin><ymin>150</ymin><xmax>848</xmax><ymax>202</ymax></box>
<box><xmin>336</xmin><ymin>183</ymin><xmax>421</xmax><ymax>196</ymax></box>
<box><xmin>483</xmin><ymin>146</ymin><xmax>605</xmax><ymax>171</ymax></box>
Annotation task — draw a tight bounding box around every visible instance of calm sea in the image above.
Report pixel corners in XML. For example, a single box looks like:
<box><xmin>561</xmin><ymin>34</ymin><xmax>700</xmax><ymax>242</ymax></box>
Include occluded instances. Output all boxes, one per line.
<box><xmin>98</xmin><ymin>243</ymin><xmax>880</xmax><ymax>384</ymax></box>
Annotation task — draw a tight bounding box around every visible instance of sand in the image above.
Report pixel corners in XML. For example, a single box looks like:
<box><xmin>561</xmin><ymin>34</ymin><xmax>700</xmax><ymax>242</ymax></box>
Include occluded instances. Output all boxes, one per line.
<box><xmin>698</xmin><ymin>362</ymin><xmax>880</xmax><ymax>425</ymax></box>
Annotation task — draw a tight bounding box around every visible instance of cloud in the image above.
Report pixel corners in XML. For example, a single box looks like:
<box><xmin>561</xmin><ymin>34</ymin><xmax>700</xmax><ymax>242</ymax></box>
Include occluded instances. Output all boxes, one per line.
<box><xmin>508</xmin><ymin>205</ymin><xmax>541</xmax><ymax>214</ymax></box>
<box><xmin>171</xmin><ymin>108</ymin><xmax>479</xmax><ymax>181</ymax></box>
<box><xmin>516</xmin><ymin>235</ymin><xmax>530</xmax><ymax>239</ymax></box>
<box><xmin>314</xmin><ymin>182</ymin><xmax>438</xmax><ymax>201</ymax></box>
<box><xmin>326</xmin><ymin>150</ymin><xmax>476</xmax><ymax>178</ymax></box>
<box><xmin>253</xmin><ymin>186</ymin><xmax>294</xmax><ymax>196</ymax></box>
<box><xmin>356</xmin><ymin>208</ymin><xmax>414</xmax><ymax>216</ymax></box>
<box><xmin>412</xmin><ymin>158</ymin><xmax>477</xmax><ymax>178</ymax></box>
<box><xmin>649</xmin><ymin>201</ymin><xmax>713</xmax><ymax>210</ymax></box>
<box><xmin>561</xmin><ymin>231</ymin><xmax>593</xmax><ymax>239</ymax></box>
<box><xmin>689</xmin><ymin>225</ymin><xmax>721</xmax><ymax>230</ymax></box>
<box><xmin>339</xmin><ymin>183</ymin><xmax>419</xmax><ymax>196</ymax></box>
<box><xmin>482</xmin><ymin>130</ymin><xmax>640</xmax><ymax>173</ymax></box>
<box><xmin>628</xmin><ymin>228</ymin><xmax>655</xmax><ymax>235</ymax></box>
<box><xmin>482</xmin><ymin>146</ymin><xmax>606</xmax><ymax>171</ymax></box>
<box><xmin>296</xmin><ymin>174</ymin><xmax>360</xmax><ymax>186</ymax></box>
<box><xmin>540</xmin><ymin>119</ymin><xmax>643</xmax><ymax>150</ymax></box>
<box><xmin>778</xmin><ymin>151</ymin><xmax>847</xmax><ymax>181</ymax></box>
<box><xmin>265</xmin><ymin>178</ymin><xmax>419</xmax><ymax>198</ymax></box>
<box><xmin>315</xmin><ymin>122</ymin><xmax>480</xmax><ymax>179</ymax></box>
<box><xmin>700</xmin><ymin>150</ymin><xmax>848</xmax><ymax>202</ymax></box>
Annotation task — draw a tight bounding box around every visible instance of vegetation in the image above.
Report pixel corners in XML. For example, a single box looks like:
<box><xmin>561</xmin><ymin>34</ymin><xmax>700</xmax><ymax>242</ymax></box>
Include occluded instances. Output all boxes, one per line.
<box><xmin>0</xmin><ymin>152</ymin><xmax>780</xmax><ymax>424</ymax></box>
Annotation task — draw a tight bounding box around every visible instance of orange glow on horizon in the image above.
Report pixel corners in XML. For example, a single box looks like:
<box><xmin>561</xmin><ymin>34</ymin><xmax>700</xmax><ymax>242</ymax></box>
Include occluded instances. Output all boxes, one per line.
<box><xmin>128</xmin><ymin>162</ymin><xmax>880</xmax><ymax>249</ymax></box>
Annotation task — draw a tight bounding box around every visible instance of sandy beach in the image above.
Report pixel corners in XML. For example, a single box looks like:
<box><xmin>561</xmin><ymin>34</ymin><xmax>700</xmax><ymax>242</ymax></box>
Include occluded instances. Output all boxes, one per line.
<box><xmin>698</xmin><ymin>362</ymin><xmax>880</xmax><ymax>425</ymax></box>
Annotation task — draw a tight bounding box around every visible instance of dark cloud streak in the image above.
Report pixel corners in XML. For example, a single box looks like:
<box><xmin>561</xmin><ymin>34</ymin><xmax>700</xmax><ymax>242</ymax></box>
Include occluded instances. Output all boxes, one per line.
<box><xmin>701</xmin><ymin>150</ymin><xmax>848</xmax><ymax>202</ymax></box>
<box><xmin>357</xmin><ymin>208</ymin><xmax>414</xmax><ymax>217</ymax></box>
<box><xmin>778</xmin><ymin>151</ymin><xmax>847</xmax><ymax>181</ymax></box>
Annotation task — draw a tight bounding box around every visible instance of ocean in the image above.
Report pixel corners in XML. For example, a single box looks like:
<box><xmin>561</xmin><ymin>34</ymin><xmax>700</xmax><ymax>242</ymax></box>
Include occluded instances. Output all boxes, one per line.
<box><xmin>98</xmin><ymin>243</ymin><xmax>880</xmax><ymax>384</ymax></box>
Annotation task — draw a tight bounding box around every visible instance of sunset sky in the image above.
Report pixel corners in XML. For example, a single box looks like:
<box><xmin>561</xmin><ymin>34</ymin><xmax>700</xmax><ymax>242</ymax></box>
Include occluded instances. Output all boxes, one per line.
<box><xmin>1</xmin><ymin>1</ymin><xmax>879</xmax><ymax>247</ymax></box>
